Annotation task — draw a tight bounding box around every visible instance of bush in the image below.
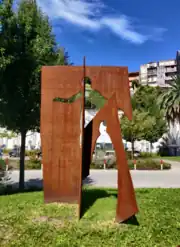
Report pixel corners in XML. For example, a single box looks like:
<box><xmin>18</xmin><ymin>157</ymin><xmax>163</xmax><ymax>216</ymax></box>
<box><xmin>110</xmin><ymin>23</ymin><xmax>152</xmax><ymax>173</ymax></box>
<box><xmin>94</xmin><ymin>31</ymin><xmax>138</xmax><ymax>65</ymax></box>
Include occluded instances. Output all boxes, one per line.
<box><xmin>25</xmin><ymin>156</ymin><xmax>41</xmax><ymax>169</ymax></box>
<box><xmin>0</xmin><ymin>159</ymin><xmax>11</xmax><ymax>190</ymax></box>
<box><xmin>126</xmin><ymin>151</ymin><xmax>132</xmax><ymax>159</ymax></box>
<box><xmin>139</xmin><ymin>152</ymin><xmax>159</xmax><ymax>158</ymax></box>
<box><xmin>128</xmin><ymin>159</ymin><xmax>171</xmax><ymax>170</ymax></box>
<box><xmin>90</xmin><ymin>159</ymin><xmax>171</xmax><ymax>170</ymax></box>
<box><xmin>2</xmin><ymin>148</ymin><xmax>11</xmax><ymax>154</ymax></box>
<box><xmin>91</xmin><ymin>155</ymin><xmax>117</xmax><ymax>169</ymax></box>
<box><xmin>25</xmin><ymin>150</ymin><xmax>39</xmax><ymax>157</ymax></box>
<box><xmin>0</xmin><ymin>159</ymin><xmax>6</xmax><ymax>171</ymax></box>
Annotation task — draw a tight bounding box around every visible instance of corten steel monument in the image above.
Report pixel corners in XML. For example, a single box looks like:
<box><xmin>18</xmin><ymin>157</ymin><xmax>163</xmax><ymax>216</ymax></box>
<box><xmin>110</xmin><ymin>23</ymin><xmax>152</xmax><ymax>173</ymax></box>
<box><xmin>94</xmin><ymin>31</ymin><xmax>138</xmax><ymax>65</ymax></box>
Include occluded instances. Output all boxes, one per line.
<box><xmin>41</xmin><ymin>60</ymin><xmax>139</xmax><ymax>223</ymax></box>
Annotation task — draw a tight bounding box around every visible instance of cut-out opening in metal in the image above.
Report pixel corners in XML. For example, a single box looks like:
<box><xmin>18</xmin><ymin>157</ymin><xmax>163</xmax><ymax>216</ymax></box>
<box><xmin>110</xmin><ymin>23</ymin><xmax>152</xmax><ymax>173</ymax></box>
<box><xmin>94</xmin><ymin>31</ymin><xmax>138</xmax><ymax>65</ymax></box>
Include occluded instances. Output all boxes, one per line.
<box><xmin>53</xmin><ymin>76</ymin><xmax>107</xmax><ymax>110</ymax></box>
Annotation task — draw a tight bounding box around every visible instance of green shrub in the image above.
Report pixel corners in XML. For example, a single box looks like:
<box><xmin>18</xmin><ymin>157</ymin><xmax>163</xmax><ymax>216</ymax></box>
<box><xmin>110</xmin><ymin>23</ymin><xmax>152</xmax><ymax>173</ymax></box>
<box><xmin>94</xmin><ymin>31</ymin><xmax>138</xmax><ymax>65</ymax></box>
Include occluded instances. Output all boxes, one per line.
<box><xmin>25</xmin><ymin>150</ymin><xmax>38</xmax><ymax>157</ymax></box>
<box><xmin>90</xmin><ymin>163</ymin><xmax>104</xmax><ymax>169</ymax></box>
<box><xmin>2</xmin><ymin>148</ymin><xmax>11</xmax><ymax>154</ymax></box>
<box><xmin>126</xmin><ymin>151</ymin><xmax>132</xmax><ymax>159</ymax></box>
<box><xmin>0</xmin><ymin>159</ymin><xmax>6</xmax><ymax>171</ymax></box>
<box><xmin>0</xmin><ymin>159</ymin><xmax>10</xmax><ymax>185</ymax></box>
<box><xmin>25</xmin><ymin>156</ymin><xmax>41</xmax><ymax>169</ymax></box>
<box><xmin>128</xmin><ymin>159</ymin><xmax>171</xmax><ymax>170</ymax></box>
<box><xmin>90</xmin><ymin>159</ymin><xmax>171</xmax><ymax>170</ymax></box>
<box><xmin>139</xmin><ymin>152</ymin><xmax>159</xmax><ymax>158</ymax></box>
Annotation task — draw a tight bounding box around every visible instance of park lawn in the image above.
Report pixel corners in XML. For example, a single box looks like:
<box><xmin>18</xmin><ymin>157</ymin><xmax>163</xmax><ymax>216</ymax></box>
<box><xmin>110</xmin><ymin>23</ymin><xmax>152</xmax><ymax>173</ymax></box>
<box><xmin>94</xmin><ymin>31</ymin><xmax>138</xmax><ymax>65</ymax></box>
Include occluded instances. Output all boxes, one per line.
<box><xmin>161</xmin><ymin>156</ymin><xmax>180</xmax><ymax>162</ymax></box>
<box><xmin>0</xmin><ymin>188</ymin><xmax>180</xmax><ymax>247</ymax></box>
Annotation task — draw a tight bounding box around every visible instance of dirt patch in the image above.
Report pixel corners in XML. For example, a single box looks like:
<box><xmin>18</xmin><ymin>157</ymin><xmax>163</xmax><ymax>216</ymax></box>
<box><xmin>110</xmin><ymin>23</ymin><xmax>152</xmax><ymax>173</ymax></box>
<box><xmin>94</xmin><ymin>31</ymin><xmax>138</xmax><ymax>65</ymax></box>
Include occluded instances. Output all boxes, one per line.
<box><xmin>33</xmin><ymin>215</ymin><xmax>74</xmax><ymax>227</ymax></box>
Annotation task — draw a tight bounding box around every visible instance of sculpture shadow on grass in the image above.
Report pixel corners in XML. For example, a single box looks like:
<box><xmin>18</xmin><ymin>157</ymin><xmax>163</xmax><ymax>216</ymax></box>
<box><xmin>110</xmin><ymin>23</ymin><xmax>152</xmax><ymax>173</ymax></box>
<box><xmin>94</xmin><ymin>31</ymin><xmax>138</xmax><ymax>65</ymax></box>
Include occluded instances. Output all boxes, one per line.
<box><xmin>0</xmin><ymin>178</ymin><xmax>43</xmax><ymax>196</ymax></box>
<box><xmin>1</xmin><ymin>178</ymin><xmax>139</xmax><ymax>226</ymax></box>
<box><xmin>80</xmin><ymin>188</ymin><xmax>139</xmax><ymax>226</ymax></box>
<box><xmin>0</xmin><ymin>176</ymin><xmax>95</xmax><ymax>196</ymax></box>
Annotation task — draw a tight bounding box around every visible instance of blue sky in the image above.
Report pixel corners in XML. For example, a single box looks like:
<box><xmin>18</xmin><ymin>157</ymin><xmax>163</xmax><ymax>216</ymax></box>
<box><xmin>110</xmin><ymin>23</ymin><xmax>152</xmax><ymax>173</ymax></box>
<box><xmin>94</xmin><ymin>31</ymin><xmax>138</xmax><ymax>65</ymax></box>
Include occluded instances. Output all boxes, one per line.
<box><xmin>37</xmin><ymin>0</ymin><xmax>180</xmax><ymax>72</ymax></box>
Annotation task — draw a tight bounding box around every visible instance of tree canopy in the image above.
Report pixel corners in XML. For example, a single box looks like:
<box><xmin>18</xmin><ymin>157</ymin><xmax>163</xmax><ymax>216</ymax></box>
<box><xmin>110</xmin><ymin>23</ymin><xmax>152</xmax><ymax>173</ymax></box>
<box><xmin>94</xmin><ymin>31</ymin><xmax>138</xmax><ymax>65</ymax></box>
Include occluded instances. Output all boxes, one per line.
<box><xmin>121</xmin><ymin>85</ymin><xmax>167</xmax><ymax>155</ymax></box>
<box><xmin>158</xmin><ymin>75</ymin><xmax>180</xmax><ymax>125</ymax></box>
<box><xmin>0</xmin><ymin>0</ymin><xmax>70</xmax><ymax>189</ymax></box>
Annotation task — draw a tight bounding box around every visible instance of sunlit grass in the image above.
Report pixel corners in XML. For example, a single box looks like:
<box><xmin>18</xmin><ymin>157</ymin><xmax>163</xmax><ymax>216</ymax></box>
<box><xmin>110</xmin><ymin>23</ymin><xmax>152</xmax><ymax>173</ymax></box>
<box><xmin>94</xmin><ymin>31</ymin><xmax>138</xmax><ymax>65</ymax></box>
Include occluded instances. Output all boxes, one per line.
<box><xmin>0</xmin><ymin>188</ymin><xmax>180</xmax><ymax>246</ymax></box>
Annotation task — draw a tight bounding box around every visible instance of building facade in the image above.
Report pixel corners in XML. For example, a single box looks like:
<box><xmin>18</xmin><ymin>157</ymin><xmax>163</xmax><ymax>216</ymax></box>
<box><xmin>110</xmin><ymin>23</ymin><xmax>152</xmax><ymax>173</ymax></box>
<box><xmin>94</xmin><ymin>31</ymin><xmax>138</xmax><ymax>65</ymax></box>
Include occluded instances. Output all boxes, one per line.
<box><xmin>129</xmin><ymin>71</ymin><xmax>139</xmax><ymax>83</ymax></box>
<box><xmin>139</xmin><ymin>51</ymin><xmax>180</xmax><ymax>87</ymax></box>
<box><xmin>140</xmin><ymin>59</ymin><xmax>177</xmax><ymax>87</ymax></box>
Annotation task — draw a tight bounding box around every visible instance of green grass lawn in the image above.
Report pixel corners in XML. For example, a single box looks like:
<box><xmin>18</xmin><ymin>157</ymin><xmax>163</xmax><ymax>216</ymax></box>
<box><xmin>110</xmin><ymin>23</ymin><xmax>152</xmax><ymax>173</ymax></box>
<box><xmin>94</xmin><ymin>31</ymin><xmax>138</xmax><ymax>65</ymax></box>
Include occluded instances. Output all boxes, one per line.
<box><xmin>0</xmin><ymin>188</ymin><xmax>180</xmax><ymax>247</ymax></box>
<box><xmin>161</xmin><ymin>156</ymin><xmax>180</xmax><ymax>162</ymax></box>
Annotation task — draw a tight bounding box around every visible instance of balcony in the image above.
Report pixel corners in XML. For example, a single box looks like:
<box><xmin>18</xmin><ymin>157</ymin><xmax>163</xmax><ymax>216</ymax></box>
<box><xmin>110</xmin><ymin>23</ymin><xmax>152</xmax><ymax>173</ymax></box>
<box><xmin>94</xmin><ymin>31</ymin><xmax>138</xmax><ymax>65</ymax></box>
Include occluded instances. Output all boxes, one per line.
<box><xmin>159</xmin><ymin>60</ymin><xmax>176</xmax><ymax>66</ymax></box>
<box><xmin>165</xmin><ymin>67</ymin><xmax>177</xmax><ymax>73</ymax></box>
<box><xmin>147</xmin><ymin>70</ymin><xmax>157</xmax><ymax>76</ymax></box>
<box><xmin>165</xmin><ymin>73</ymin><xmax>176</xmax><ymax>80</ymax></box>
<box><xmin>165</xmin><ymin>76</ymin><xmax>175</xmax><ymax>81</ymax></box>
<box><xmin>147</xmin><ymin>62</ymin><xmax>157</xmax><ymax>68</ymax></box>
<box><xmin>147</xmin><ymin>77</ymin><xmax>157</xmax><ymax>83</ymax></box>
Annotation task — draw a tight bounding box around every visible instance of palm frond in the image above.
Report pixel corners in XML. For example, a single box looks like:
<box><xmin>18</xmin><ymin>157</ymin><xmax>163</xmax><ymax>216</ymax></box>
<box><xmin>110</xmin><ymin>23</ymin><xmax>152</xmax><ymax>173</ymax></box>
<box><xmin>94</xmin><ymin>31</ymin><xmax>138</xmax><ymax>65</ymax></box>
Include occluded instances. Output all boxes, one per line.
<box><xmin>159</xmin><ymin>75</ymin><xmax>180</xmax><ymax>124</ymax></box>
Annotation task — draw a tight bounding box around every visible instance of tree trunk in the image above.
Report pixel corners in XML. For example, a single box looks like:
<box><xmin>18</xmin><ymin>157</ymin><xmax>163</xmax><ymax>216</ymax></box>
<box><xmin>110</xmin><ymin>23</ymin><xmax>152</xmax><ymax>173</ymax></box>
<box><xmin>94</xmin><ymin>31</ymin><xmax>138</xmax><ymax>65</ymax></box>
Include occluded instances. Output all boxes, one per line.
<box><xmin>150</xmin><ymin>142</ymin><xmax>152</xmax><ymax>153</ymax></box>
<box><xmin>131</xmin><ymin>140</ymin><xmax>135</xmax><ymax>160</ymax></box>
<box><xmin>19</xmin><ymin>130</ymin><xmax>26</xmax><ymax>191</ymax></box>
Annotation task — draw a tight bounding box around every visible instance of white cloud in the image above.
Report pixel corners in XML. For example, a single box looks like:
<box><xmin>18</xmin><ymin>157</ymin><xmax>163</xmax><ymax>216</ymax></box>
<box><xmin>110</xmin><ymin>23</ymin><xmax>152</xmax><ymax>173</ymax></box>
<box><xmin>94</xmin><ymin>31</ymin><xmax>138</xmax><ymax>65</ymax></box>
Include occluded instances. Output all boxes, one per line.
<box><xmin>37</xmin><ymin>0</ymin><xmax>102</xmax><ymax>29</ymax></box>
<box><xmin>37</xmin><ymin>0</ymin><xmax>167</xmax><ymax>44</ymax></box>
<box><xmin>101</xmin><ymin>16</ymin><xmax>148</xmax><ymax>44</ymax></box>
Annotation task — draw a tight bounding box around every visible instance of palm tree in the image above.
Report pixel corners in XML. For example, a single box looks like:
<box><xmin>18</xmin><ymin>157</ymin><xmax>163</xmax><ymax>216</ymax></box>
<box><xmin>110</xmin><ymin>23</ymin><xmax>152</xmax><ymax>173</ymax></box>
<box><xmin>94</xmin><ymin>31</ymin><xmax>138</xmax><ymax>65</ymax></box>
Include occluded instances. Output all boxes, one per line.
<box><xmin>159</xmin><ymin>75</ymin><xmax>180</xmax><ymax>125</ymax></box>
<box><xmin>131</xmin><ymin>79</ymin><xmax>140</xmax><ymax>91</ymax></box>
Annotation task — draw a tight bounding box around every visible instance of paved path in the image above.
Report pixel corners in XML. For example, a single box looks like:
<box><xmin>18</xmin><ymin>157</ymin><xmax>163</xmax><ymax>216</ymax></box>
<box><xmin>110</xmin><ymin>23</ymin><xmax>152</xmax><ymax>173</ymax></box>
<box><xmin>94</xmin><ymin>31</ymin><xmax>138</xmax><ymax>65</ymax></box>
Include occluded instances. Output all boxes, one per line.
<box><xmin>6</xmin><ymin>160</ymin><xmax>180</xmax><ymax>189</ymax></box>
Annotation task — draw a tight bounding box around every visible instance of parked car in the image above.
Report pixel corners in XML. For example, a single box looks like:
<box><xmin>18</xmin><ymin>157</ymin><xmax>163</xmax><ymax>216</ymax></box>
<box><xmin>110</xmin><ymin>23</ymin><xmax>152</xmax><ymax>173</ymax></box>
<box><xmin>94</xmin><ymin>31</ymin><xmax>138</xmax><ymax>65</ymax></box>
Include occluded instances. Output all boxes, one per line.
<box><xmin>9</xmin><ymin>148</ymin><xmax>20</xmax><ymax>157</ymax></box>
<box><xmin>134</xmin><ymin>150</ymin><xmax>140</xmax><ymax>157</ymax></box>
<box><xmin>104</xmin><ymin>150</ymin><xmax>116</xmax><ymax>160</ymax></box>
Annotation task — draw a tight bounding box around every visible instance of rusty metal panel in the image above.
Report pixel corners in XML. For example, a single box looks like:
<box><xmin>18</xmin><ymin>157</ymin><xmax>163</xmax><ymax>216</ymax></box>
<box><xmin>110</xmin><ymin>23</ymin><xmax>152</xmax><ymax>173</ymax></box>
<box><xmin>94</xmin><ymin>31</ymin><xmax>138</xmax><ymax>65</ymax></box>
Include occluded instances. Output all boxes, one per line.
<box><xmin>87</xmin><ymin>93</ymin><xmax>138</xmax><ymax>222</ymax></box>
<box><xmin>41</xmin><ymin>64</ymin><xmax>138</xmax><ymax>223</ymax></box>
<box><xmin>51</xmin><ymin>99</ymin><xmax>82</xmax><ymax>203</ymax></box>
<box><xmin>41</xmin><ymin>66</ymin><xmax>83</xmax><ymax>97</ymax></box>
<box><xmin>41</xmin><ymin>66</ymin><xmax>83</xmax><ymax>204</ymax></box>
<box><xmin>83</xmin><ymin>67</ymin><xmax>138</xmax><ymax>222</ymax></box>
<box><xmin>86</xmin><ymin>66</ymin><xmax>132</xmax><ymax>120</ymax></box>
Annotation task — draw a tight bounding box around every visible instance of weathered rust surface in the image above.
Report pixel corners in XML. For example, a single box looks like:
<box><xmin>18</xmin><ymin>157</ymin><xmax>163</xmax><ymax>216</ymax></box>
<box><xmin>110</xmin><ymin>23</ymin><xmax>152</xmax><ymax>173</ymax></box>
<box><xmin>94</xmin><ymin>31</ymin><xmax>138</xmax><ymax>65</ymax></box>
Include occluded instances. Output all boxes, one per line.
<box><xmin>41</xmin><ymin>66</ymin><xmax>83</xmax><ymax>204</ymax></box>
<box><xmin>41</xmin><ymin>65</ymin><xmax>138</xmax><ymax>223</ymax></box>
<box><xmin>86</xmin><ymin>66</ymin><xmax>132</xmax><ymax>120</ymax></box>
<box><xmin>82</xmin><ymin>66</ymin><xmax>132</xmax><ymax>180</ymax></box>
<box><xmin>87</xmin><ymin>93</ymin><xmax>138</xmax><ymax>222</ymax></box>
<box><xmin>51</xmin><ymin>99</ymin><xmax>82</xmax><ymax>202</ymax></box>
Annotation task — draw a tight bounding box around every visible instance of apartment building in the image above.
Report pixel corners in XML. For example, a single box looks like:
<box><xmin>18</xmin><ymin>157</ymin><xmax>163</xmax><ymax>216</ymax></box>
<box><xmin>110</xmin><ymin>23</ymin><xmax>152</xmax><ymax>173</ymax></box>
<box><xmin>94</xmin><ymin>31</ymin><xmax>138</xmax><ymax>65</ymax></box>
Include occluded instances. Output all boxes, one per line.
<box><xmin>140</xmin><ymin>51</ymin><xmax>180</xmax><ymax>87</ymax></box>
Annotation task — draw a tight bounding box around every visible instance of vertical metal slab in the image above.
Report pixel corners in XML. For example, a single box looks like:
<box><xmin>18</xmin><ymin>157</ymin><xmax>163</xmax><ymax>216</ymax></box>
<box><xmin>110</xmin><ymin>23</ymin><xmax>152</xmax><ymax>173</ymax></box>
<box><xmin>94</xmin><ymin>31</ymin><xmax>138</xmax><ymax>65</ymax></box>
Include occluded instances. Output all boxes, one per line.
<box><xmin>41</xmin><ymin>65</ymin><xmax>138</xmax><ymax>222</ymax></box>
<box><xmin>51</xmin><ymin>100</ymin><xmax>82</xmax><ymax>203</ymax></box>
<box><xmin>85</xmin><ymin>67</ymin><xmax>138</xmax><ymax>222</ymax></box>
<box><xmin>41</xmin><ymin>66</ymin><xmax>83</xmax><ymax>204</ymax></box>
<box><xmin>87</xmin><ymin>94</ymin><xmax>138</xmax><ymax>222</ymax></box>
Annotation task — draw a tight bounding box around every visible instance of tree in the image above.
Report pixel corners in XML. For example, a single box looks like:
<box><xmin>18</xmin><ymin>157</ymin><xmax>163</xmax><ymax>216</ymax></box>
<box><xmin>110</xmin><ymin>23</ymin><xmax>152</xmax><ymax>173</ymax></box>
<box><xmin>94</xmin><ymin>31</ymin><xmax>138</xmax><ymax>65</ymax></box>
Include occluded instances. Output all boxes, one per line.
<box><xmin>142</xmin><ymin>115</ymin><xmax>167</xmax><ymax>152</ymax></box>
<box><xmin>0</xmin><ymin>129</ymin><xmax>17</xmax><ymax>138</ymax></box>
<box><xmin>121</xmin><ymin>85</ymin><xmax>168</xmax><ymax>156</ymax></box>
<box><xmin>0</xmin><ymin>0</ymin><xmax>70</xmax><ymax>190</ymax></box>
<box><xmin>0</xmin><ymin>129</ymin><xmax>17</xmax><ymax>148</ymax></box>
<box><xmin>158</xmin><ymin>75</ymin><xmax>180</xmax><ymax>125</ymax></box>
<box><xmin>132</xmin><ymin>85</ymin><xmax>162</xmax><ymax>113</ymax></box>
<box><xmin>132</xmin><ymin>85</ymin><xmax>167</xmax><ymax>146</ymax></box>
<box><xmin>120</xmin><ymin>110</ymin><xmax>152</xmax><ymax>158</ymax></box>
<box><xmin>131</xmin><ymin>79</ymin><xmax>140</xmax><ymax>92</ymax></box>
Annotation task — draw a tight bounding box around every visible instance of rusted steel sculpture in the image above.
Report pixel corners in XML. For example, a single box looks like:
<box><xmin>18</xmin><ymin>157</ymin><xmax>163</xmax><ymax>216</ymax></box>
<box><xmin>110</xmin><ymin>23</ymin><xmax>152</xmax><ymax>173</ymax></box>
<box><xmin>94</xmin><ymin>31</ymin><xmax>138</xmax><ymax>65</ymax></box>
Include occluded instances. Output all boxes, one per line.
<box><xmin>41</xmin><ymin>60</ymin><xmax>138</xmax><ymax>223</ymax></box>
